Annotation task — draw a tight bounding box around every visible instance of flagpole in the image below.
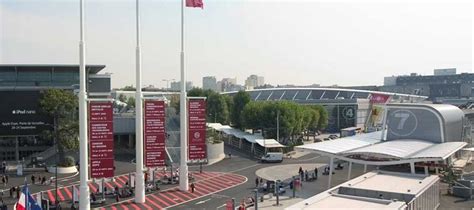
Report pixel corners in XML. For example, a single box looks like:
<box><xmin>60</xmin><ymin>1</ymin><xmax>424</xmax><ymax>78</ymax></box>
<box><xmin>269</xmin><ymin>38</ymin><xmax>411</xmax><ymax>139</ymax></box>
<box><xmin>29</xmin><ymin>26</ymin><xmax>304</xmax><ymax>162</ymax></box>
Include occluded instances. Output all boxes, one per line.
<box><xmin>78</xmin><ymin>0</ymin><xmax>90</xmax><ymax>209</ymax></box>
<box><xmin>179</xmin><ymin>0</ymin><xmax>189</xmax><ymax>192</ymax></box>
<box><xmin>134</xmin><ymin>0</ymin><xmax>146</xmax><ymax>203</ymax></box>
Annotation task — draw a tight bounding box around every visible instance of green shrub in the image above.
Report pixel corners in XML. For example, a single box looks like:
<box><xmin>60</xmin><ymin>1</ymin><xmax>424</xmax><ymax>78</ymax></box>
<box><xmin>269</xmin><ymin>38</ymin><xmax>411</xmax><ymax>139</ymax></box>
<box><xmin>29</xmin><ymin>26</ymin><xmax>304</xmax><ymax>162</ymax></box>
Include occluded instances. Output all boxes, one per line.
<box><xmin>59</xmin><ymin>156</ymin><xmax>76</xmax><ymax>167</ymax></box>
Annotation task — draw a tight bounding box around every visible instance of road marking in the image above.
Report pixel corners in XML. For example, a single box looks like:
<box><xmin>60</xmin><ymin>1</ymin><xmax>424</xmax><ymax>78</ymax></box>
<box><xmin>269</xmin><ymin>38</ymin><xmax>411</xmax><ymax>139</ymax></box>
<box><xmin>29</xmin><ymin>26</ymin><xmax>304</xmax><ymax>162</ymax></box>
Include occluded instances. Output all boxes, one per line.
<box><xmin>297</xmin><ymin>155</ymin><xmax>321</xmax><ymax>162</ymax></box>
<box><xmin>195</xmin><ymin>198</ymin><xmax>211</xmax><ymax>205</ymax></box>
<box><xmin>228</xmin><ymin>163</ymin><xmax>260</xmax><ymax>173</ymax></box>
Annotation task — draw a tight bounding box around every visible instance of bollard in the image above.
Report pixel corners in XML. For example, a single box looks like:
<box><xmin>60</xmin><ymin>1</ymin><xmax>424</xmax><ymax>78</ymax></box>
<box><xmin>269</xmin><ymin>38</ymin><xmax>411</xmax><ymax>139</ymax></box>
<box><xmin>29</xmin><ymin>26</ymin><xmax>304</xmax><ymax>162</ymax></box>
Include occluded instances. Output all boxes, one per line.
<box><xmin>292</xmin><ymin>177</ymin><xmax>296</xmax><ymax>198</ymax></box>
<box><xmin>254</xmin><ymin>189</ymin><xmax>258</xmax><ymax>210</ymax></box>
<box><xmin>275</xmin><ymin>180</ymin><xmax>280</xmax><ymax>206</ymax></box>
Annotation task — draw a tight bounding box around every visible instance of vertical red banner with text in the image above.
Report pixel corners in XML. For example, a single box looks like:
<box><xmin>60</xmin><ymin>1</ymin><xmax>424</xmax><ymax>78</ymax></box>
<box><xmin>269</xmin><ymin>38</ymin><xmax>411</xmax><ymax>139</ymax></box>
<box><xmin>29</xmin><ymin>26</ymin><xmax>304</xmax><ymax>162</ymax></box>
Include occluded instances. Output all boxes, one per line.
<box><xmin>188</xmin><ymin>98</ymin><xmax>207</xmax><ymax>161</ymax></box>
<box><xmin>89</xmin><ymin>101</ymin><xmax>114</xmax><ymax>178</ymax></box>
<box><xmin>144</xmin><ymin>100</ymin><xmax>166</xmax><ymax>167</ymax></box>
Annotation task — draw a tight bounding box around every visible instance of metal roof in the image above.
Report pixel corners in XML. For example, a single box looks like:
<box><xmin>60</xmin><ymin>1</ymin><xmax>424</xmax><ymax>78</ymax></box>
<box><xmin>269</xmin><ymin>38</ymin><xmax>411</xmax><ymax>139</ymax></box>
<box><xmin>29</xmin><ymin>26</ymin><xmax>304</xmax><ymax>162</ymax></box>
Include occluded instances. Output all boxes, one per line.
<box><xmin>0</xmin><ymin>64</ymin><xmax>106</xmax><ymax>74</ymax></box>
<box><xmin>222</xmin><ymin>87</ymin><xmax>428</xmax><ymax>101</ymax></box>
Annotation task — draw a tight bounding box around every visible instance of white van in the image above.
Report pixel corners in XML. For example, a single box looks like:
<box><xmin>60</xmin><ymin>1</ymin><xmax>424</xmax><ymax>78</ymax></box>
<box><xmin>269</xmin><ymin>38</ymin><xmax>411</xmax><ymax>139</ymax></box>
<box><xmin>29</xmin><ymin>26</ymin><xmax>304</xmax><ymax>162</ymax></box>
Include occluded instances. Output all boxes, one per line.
<box><xmin>261</xmin><ymin>152</ymin><xmax>283</xmax><ymax>163</ymax></box>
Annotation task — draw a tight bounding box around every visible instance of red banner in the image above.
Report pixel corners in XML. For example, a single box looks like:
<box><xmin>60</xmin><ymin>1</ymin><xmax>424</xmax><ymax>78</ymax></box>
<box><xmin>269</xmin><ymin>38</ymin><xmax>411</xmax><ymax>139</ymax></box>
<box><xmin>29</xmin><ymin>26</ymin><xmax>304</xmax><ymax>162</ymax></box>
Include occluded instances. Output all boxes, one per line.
<box><xmin>188</xmin><ymin>98</ymin><xmax>207</xmax><ymax>160</ymax></box>
<box><xmin>144</xmin><ymin>100</ymin><xmax>166</xmax><ymax>167</ymax></box>
<box><xmin>369</xmin><ymin>93</ymin><xmax>390</xmax><ymax>104</ymax></box>
<box><xmin>89</xmin><ymin>101</ymin><xmax>114</xmax><ymax>178</ymax></box>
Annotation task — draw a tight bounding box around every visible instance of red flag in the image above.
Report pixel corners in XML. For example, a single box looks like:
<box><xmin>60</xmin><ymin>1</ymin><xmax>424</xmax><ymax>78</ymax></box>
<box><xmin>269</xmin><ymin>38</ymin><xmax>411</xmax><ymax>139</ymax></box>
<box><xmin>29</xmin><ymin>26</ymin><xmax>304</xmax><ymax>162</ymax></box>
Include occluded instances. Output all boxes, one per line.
<box><xmin>186</xmin><ymin>0</ymin><xmax>204</xmax><ymax>9</ymax></box>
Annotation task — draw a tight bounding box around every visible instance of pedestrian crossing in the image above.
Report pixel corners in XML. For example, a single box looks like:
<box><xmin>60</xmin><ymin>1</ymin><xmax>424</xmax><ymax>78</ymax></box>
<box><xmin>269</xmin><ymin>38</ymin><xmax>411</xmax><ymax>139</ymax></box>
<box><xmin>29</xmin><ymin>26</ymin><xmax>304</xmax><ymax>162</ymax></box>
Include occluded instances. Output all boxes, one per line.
<box><xmin>31</xmin><ymin>171</ymin><xmax>246</xmax><ymax>209</ymax></box>
<box><xmin>100</xmin><ymin>172</ymin><xmax>246</xmax><ymax>210</ymax></box>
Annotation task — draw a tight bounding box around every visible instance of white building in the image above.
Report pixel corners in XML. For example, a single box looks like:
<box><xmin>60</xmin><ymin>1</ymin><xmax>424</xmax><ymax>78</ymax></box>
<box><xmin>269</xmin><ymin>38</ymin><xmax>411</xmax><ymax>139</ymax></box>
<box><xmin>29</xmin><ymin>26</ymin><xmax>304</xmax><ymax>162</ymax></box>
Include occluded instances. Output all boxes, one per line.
<box><xmin>202</xmin><ymin>76</ymin><xmax>217</xmax><ymax>91</ymax></box>
<box><xmin>245</xmin><ymin>74</ymin><xmax>265</xmax><ymax>89</ymax></box>
<box><xmin>286</xmin><ymin>170</ymin><xmax>440</xmax><ymax>210</ymax></box>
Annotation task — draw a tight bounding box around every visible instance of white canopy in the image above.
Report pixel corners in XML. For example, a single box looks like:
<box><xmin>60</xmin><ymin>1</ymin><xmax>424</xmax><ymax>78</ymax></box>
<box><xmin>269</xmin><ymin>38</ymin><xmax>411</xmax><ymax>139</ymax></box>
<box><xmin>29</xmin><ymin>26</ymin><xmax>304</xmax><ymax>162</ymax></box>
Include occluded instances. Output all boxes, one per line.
<box><xmin>255</xmin><ymin>139</ymin><xmax>286</xmax><ymax>148</ymax></box>
<box><xmin>297</xmin><ymin>130</ymin><xmax>467</xmax><ymax>164</ymax></box>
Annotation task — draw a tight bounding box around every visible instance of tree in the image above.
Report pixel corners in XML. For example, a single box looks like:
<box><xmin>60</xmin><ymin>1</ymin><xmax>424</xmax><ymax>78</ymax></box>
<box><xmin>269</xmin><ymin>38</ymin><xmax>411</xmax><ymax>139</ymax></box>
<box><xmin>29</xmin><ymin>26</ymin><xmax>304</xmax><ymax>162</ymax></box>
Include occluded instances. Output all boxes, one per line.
<box><xmin>121</xmin><ymin>85</ymin><xmax>136</xmax><ymax>91</ymax></box>
<box><xmin>231</xmin><ymin>91</ymin><xmax>251</xmax><ymax>128</ymax></box>
<box><xmin>207</xmin><ymin>92</ymin><xmax>229</xmax><ymax>124</ymax></box>
<box><xmin>126</xmin><ymin>97</ymin><xmax>136</xmax><ymax>109</ymax></box>
<box><xmin>118</xmin><ymin>94</ymin><xmax>127</xmax><ymax>102</ymax></box>
<box><xmin>241</xmin><ymin>101</ymin><xmax>329</xmax><ymax>145</ymax></box>
<box><xmin>39</xmin><ymin>89</ymin><xmax>79</xmax><ymax>165</ymax></box>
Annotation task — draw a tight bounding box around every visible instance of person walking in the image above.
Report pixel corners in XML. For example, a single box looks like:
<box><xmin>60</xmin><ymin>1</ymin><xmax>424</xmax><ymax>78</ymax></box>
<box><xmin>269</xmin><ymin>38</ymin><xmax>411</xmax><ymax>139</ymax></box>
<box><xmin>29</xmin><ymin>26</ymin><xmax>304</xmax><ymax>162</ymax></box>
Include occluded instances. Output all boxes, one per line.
<box><xmin>190</xmin><ymin>182</ymin><xmax>195</xmax><ymax>193</ymax></box>
<box><xmin>255</xmin><ymin>177</ymin><xmax>259</xmax><ymax>188</ymax></box>
<box><xmin>31</xmin><ymin>174</ymin><xmax>35</xmax><ymax>184</ymax></box>
<box><xmin>4</xmin><ymin>175</ymin><xmax>8</xmax><ymax>185</ymax></box>
<box><xmin>16</xmin><ymin>186</ymin><xmax>20</xmax><ymax>198</ymax></box>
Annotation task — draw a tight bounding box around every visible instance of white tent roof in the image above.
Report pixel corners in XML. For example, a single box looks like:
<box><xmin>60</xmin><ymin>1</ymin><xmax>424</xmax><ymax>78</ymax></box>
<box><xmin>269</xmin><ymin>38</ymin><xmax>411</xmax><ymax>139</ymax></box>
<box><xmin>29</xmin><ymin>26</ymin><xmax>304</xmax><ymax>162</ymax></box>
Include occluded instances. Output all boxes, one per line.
<box><xmin>344</xmin><ymin>139</ymin><xmax>435</xmax><ymax>158</ymax></box>
<box><xmin>297</xmin><ymin>130</ymin><xmax>466</xmax><ymax>163</ymax></box>
<box><xmin>255</xmin><ymin>139</ymin><xmax>286</xmax><ymax>148</ymax></box>
<box><xmin>411</xmin><ymin>142</ymin><xmax>467</xmax><ymax>159</ymax></box>
<box><xmin>297</xmin><ymin>131</ymin><xmax>383</xmax><ymax>155</ymax></box>
<box><xmin>206</xmin><ymin>123</ymin><xmax>232</xmax><ymax>132</ymax></box>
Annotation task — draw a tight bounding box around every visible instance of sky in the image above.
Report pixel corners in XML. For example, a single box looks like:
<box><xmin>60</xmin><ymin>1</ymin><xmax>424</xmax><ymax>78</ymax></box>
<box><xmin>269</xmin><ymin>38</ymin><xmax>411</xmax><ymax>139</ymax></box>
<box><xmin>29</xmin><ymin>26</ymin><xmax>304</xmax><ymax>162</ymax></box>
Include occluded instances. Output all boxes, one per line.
<box><xmin>0</xmin><ymin>0</ymin><xmax>472</xmax><ymax>88</ymax></box>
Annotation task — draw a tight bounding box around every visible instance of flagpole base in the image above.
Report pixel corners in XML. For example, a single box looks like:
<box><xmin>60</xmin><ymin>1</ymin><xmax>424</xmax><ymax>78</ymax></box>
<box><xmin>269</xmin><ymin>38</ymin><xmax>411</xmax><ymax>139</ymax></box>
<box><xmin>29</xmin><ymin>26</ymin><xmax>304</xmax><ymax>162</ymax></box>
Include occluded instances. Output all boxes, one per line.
<box><xmin>79</xmin><ymin>185</ymin><xmax>90</xmax><ymax>210</ymax></box>
<box><xmin>135</xmin><ymin>171</ymin><xmax>146</xmax><ymax>203</ymax></box>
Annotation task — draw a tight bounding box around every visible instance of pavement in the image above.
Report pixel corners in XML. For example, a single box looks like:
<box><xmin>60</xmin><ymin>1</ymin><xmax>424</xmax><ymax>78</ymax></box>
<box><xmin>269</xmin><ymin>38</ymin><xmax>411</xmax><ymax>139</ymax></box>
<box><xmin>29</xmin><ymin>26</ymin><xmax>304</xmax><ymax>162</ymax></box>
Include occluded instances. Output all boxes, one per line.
<box><xmin>255</xmin><ymin>164</ymin><xmax>326</xmax><ymax>181</ymax></box>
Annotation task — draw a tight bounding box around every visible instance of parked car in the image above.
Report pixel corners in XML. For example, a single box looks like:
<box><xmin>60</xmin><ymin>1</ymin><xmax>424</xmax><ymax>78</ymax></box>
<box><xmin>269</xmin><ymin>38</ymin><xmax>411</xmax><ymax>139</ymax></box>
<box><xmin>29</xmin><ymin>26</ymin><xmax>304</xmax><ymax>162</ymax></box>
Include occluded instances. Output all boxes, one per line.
<box><xmin>323</xmin><ymin>138</ymin><xmax>330</xmax><ymax>141</ymax></box>
<box><xmin>329</xmin><ymin>134</ymin><xmax>339</xmax><ymax>139</ymax></box>
<box><xmin>261</xmin><ymin>152</ymin><xmax>283</xmax><ymax>163</ymax></box>
<box><xmin>314</xmin><ymin>138</ymin><xmax>322</xmax><ymax>143</ymax></box>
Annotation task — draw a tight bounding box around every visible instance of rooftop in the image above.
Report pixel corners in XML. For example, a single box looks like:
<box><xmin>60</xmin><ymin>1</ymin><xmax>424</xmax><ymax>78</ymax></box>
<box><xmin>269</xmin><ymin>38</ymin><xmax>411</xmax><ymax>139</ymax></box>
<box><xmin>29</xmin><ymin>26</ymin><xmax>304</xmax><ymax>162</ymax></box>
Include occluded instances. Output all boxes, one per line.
<box><xmin>0</xmin><ymin>64</ymin><xmax>106</xmax><ymax>74</ymax></box>
<box><xmin>286</xmin><ymin>171</ymin><xmax>439</xmax><ymax>210</ymax></box>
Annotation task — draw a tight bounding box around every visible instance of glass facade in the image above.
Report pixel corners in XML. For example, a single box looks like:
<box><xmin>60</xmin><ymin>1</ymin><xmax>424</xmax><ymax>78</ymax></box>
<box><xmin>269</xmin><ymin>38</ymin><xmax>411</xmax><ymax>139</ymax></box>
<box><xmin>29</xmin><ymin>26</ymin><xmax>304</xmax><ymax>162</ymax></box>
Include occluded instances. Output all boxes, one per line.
<box><xmin>0</xmin><ymin>69</ymin><xmax>79</xmax><ymax>87</ymax></box>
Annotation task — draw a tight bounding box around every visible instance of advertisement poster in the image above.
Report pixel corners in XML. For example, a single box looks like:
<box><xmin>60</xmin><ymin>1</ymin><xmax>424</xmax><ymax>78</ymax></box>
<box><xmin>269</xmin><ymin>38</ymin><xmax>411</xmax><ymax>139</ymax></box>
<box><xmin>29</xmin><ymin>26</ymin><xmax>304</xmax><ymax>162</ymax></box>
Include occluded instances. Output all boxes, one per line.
<box><xmin>144</xmin><ymin>100</ymin><xmax>166</xmax><ymax>167</ymax></box>
<box><xmin>89</xmin><ymin>101</ymin><xmax>114</xmax><ymax>178</ymax></box>
<box><xmin>188</xmin><ymin>98</ymin><xmax>207</xmax><ymax>161</ymax></box>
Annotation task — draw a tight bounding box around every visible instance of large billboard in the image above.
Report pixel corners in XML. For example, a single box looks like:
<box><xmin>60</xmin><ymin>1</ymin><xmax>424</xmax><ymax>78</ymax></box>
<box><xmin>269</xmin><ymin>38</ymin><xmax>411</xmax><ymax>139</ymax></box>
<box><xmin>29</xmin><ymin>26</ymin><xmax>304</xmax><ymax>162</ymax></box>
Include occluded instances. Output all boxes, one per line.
<box><xmin>0</xmin><ymin>91</ymin><xmax>53</xmax><ymax>136</ymax></box>
<box><xmin>144</xmin><ymin>100</ymin><xmax>166</xmax><ymax>167</ymax></box>
<box><xmin>89</xmin><ymin>101</ymin><xmax>114</xmax><ymax>178</ymax></box>
<box><xmin>188</xmin><ymin>98</ymin><xmax>207</xmax><ymax>161</ymax></box>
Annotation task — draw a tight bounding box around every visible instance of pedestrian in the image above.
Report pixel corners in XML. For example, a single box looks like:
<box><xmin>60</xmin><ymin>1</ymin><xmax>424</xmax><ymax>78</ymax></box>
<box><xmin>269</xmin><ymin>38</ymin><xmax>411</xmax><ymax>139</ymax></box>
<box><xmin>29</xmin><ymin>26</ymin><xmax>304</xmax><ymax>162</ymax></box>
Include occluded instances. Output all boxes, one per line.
<box><xmin>299</xmin><ymin>170</ymin><xmax>304</xmax><ymax>181</ymax></box>
<box><xmin>304</xmin><ymin>170</ymin><xmax>309</xmax><ymax>181</ymax></box>
<box><xmin>190</xmin><ymin>182</ymin><xmax>195</xmax><ymax>193</ymax></box>
<box><xmin>9</xmin><ymin>187</ymin><xmax>13</xmax><ymax>198</ymax></box>
<box><xmin>31</xmin><ymin>174</ymin><xmax>35</xmax><ymax>184</ymax></box>
<box><xmin>4</xmin><ymin>175</ymin><xmax>7</xmax><ymax>184</ymax></box>
<box><xmin>41</xmin><ymin>176</ymin><xmax>46</xmax><ymax>185</ymax></box>
<box><xmin>115</xmin><ymin>192</ymin><xmax>120</xmax><ymax>202</ymax></box>
<box><xmin>255</xmin><ymin>177</ymin><xmax>259</xmax><ymax>188</ymax></box>
<box><xmin>228</xmin><ymin>152</ymin><xmax>232</xmax><ymax>159</ymax></box>
<box><xmin>298</xmin><ymin>166</ymin><xmax>303</xmax><ymax>175</ymax></box>
<box><xmin>16</xmin><ymin>186</ymin><xmax>20</xmax><ymax>198</ymax></box>
<box><xmin>314</xmin><ymin>167</ymin><xmax>318</xmax><ymax>179</ymax></box>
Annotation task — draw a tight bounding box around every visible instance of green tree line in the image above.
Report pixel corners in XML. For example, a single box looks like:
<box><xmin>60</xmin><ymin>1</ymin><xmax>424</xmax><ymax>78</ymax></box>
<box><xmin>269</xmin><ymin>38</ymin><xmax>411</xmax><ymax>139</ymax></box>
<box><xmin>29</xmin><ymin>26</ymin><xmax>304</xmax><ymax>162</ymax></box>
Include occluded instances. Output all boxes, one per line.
<box><xmin>174</xmin><ymin>88</ymin><xmax>328</xmax><ymax>145</ymax></box>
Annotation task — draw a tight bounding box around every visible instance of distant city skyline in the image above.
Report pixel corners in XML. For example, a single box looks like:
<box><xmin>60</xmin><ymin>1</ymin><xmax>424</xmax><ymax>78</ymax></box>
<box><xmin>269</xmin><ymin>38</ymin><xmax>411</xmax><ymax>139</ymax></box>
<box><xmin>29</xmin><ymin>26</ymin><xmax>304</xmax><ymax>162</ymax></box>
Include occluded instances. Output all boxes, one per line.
<box><xmin>1</xmin><ymin>0</ymin><xmax>472</xmax><ymax>89</ymax></box>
